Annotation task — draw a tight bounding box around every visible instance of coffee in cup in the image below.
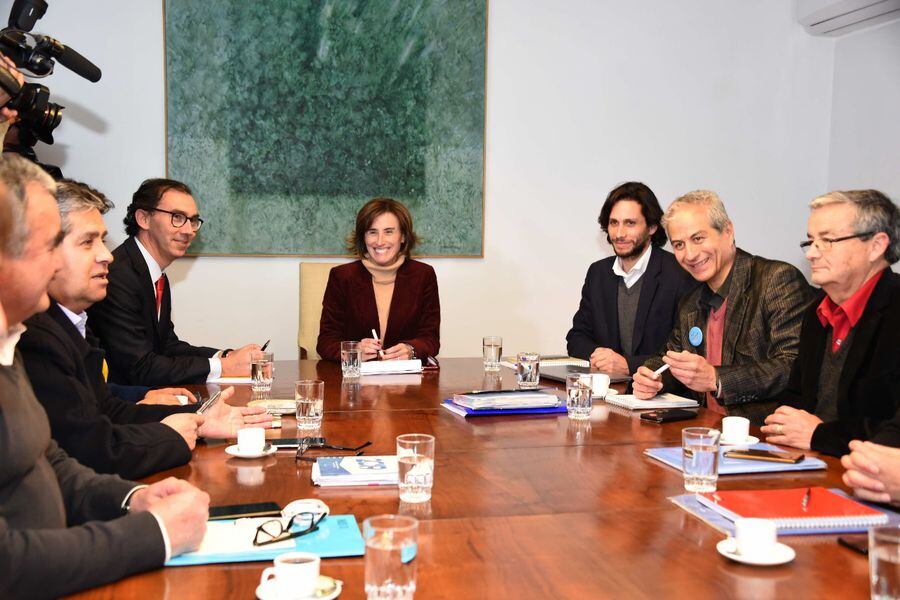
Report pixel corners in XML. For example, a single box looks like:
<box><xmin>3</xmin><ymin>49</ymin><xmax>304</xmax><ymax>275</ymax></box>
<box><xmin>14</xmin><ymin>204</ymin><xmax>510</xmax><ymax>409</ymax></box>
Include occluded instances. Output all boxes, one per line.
<box><xmin>259</xmin><ymin>551</ymin><xmax>321</xmax><ymax>597</ymax></box>
<box><xmin>734</xmin><ymin>518</ymin><xmax>778</xmax><ymax>558</ymax></box>
<box><xmin>237</xmin><ymin>427</ymin><xmax>266</xmax><ymax>454</ymax></box>
<box><xmin>722</xmin><ymin>416</ymin><xmax>750</xmax><ymax>443</ymax></box>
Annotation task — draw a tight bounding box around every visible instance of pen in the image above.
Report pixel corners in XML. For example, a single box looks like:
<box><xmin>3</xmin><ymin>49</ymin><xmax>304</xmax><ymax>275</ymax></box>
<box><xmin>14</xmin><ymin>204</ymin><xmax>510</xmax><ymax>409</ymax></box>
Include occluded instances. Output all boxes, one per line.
<box><xmin>653</xmin><ymin>363</ymin><xmax>670</xmax><ymax>378</ymax></box>
<box><xmin>261</xmin><ymin>339</ymin><xmax>271</xmax><ymax>351</ymax></box>
<box><xmin>801</xmin><ymin>487</ymin><xmax>811</xmax><ymax>511</ymax></box>
<box><xmin>197</xmin><ymin>390</ymin><xmax>222</xmax><ymax>415</ymax></box>
<box><xmin>371</xmin><ymin>329</ymin><xmax>385</xmax><ymax>358</ymax></box>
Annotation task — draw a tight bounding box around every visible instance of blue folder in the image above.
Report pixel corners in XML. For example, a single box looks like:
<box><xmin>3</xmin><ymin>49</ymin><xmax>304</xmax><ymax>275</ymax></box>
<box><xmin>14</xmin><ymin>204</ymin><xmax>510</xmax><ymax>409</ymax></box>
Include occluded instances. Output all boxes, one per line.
<box><xmin>644</xmin><ymin>443</ymin><xmax>827</xmax><ymax>474</ymax></box>
<box><xmin>166</xmin><ymin>514</ymin><xmax>365</xmax><ymax>567</ymax></box>
<box><xmin>441</xmin><ymin>399</ymin><xmax>567</xmax><ymax>418</ymax></box>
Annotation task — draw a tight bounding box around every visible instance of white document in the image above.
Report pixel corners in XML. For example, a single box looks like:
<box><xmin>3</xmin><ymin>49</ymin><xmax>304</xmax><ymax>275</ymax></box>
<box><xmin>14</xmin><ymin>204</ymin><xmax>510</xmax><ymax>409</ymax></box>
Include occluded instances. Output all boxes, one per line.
<box><xmin>207</xmin><ymin>376</ymin><xmax>254</xmax><ymax>384</ymax></box>
<box><xmin>360</xmin><ymin>359</ymin><xmax>422</xmax><ymax>376</ymax></box>
<box><xmin>603</xmin><ymin>393</ymin><xmax>699</xmax><ymax>410</ymax></box>
<box><xmin>186</xmin><ymin>518</ymin><xmax>295</xmax><ymax>558</ymax></box>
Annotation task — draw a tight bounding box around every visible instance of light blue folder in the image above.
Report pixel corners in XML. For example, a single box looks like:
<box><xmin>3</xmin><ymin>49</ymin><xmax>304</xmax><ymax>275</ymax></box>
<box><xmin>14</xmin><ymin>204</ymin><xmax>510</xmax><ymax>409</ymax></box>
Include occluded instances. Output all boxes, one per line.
<box><xmin>644</xmin><ymin>443</ymin><xmax>827</xmax><ymax>474</ymax></box>
<box><xmin>166</xmin><ymin>514</ymin><xmax>365</xmax><ymax>567</ymax></box>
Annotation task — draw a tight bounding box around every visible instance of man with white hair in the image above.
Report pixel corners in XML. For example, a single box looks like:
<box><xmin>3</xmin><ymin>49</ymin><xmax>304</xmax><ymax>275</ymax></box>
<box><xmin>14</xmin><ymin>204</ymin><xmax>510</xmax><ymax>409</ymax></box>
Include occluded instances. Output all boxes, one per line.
<box><xmin>762</xmin><ymin>190</ymin><xmax>900</xmax><ymax>456</ymax></box>
<box><xmin>632</xmin><ymin>190</ymin><xmax>815</xmax><ymax>422</ymax></box>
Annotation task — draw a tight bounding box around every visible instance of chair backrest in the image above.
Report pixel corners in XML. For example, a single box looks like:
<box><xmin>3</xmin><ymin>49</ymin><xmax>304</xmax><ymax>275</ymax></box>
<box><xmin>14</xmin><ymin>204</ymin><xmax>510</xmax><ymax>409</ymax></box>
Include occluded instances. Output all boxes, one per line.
<box><xmin>298</xmin><ymin>262</ymin><xmax>343</xmax><ymax>359</ymax></box>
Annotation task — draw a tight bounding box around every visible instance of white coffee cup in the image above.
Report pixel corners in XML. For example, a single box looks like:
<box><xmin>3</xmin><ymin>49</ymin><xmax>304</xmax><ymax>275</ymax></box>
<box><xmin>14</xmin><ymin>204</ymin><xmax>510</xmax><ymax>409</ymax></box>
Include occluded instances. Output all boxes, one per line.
<box><xmin>722</xmin><ymin>416</ymin><xmax>750</xmax><ymax>442</ymax></box>
<box><xmin>237</xmin><ymin>427</ymin><xmax>266</xmax><ymax>454</ymax></box>
<box><xmin>260</xmin><ymin>551</ymin><xmax>321</xmax><ymax>597</ymax></box>
<box><xmin>591</xmin><ymin>373</ymin><xmax>611</xmax><ymax>398</ymax></box>
<box><xmin>734</xmin><ymin>518</ymin><xmax>778</xmax><ymax>558</ymax></box>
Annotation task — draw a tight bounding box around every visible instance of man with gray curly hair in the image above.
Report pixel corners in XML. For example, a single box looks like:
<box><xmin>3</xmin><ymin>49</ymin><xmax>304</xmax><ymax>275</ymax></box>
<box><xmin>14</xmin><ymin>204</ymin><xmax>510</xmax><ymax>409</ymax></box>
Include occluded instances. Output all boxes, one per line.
<box><xmin>633</xmin><ymin>190</ymin><xmax>815</xmax><ymax>422</ymax></box>
<box><xmin>762</xmin><ymin>189</ymin><xmax>900</xmax><ymax>456</ymax></box>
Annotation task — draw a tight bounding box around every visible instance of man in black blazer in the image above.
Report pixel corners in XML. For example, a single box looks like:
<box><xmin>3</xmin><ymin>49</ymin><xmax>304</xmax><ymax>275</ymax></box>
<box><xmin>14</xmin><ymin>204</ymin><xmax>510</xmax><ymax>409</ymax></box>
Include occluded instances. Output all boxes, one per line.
<box><xmin>762</xmin><ymin>190</ymin><xmax>900</xmax><ymax>456</ymax></box>
<box><xmin>19</xmin><ymin>181</ymin><xmax>270</xmax><ymax>479</ymax></box>
<box><xmin>0</xmin><ymin>155</ymin><xmax>208</xmax><ymax>598</ymax></box>
<box><xmin>567</xmin><ymin>182</ymin><xmax>696</xmax><ymax>378</ymax></box>
<box><xmin>87</xmin><ymin>178</ymin><xmax>259</xmax><ymax>385</ymax></box>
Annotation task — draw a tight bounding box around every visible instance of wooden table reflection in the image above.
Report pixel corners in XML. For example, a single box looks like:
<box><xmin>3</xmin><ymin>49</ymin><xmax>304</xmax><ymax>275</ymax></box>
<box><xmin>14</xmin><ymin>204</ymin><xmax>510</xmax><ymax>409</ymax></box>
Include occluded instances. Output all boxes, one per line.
<box><xmin>67</xmin><ymin>359</ymin><xmax>868</xmax><ymax>599</ymax></box>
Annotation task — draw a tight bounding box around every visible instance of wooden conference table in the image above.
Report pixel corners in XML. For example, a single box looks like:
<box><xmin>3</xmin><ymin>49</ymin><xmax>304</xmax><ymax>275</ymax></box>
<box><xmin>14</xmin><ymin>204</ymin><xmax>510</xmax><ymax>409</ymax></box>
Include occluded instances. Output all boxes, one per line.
<box><xmin>70</xmin><ymin>358</ymin><xmax>869</xmax><ymax>599</ymax></box>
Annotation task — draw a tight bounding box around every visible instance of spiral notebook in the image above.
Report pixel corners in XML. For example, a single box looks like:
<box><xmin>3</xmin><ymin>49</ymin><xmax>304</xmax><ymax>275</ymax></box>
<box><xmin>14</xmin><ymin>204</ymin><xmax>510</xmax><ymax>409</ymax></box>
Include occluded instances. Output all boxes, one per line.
<box><xmin>696</xmin><ymin>487</ymin><xmax>888</xmax><ymax>531</ymax></box>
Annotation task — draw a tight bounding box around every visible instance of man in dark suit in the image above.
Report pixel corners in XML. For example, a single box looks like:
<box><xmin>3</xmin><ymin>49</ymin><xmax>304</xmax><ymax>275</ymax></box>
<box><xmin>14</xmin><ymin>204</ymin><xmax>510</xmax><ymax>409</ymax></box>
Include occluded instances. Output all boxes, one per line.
<box><xmin>633</xmin><ymin>190</ymin><xmax>816</xmax><ymax>422</ymax></box>
<box><xmin>19</xmin><ymin>181</ymin><xmax>270</xmax><ymax>479</ymax></box>
<box><xmin>566</xmin><ymin>182</ymin><xmax>696</xmax><ymax>378</ymax></box>
<box><xmin>761</xmin><ymin>190</ymin><xmax>900</xmax><ymax>456</ymax></box>
<box><xmin>0</xmin><ymin>155</ymin><xmax>208</xmax><ymax>598</ymax></box>
<box><xmin>87</xmin><ymin>178</ymin><xmax>259</xmax><ymax>385</ymax></box>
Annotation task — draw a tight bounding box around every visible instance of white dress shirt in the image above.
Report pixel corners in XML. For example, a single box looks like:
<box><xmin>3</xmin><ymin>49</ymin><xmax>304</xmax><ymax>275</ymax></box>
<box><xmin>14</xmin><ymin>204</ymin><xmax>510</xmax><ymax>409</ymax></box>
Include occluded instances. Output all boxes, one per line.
<box><xmin>134</xmin><ymin>237</ymin><xmax>222</xmax><ymax>380</ymax></box>
<box><xmin>611</xmin><ymin>244</ymin><xmax>653</xmax><ymax>289</ymax></box>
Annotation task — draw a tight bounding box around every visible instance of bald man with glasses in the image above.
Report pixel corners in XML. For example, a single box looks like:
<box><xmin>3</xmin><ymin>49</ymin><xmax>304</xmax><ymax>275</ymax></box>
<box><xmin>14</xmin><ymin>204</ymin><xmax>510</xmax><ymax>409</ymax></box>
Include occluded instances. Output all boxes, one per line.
<box><xmin>88</xmin><ymin>178</ymin><xmax>260</xmax><ymax>386</ymax></box>
<box><xmin>763</xmin><ymin>190</ymin><xmax>900</xmax><ymax>456</ymax></box>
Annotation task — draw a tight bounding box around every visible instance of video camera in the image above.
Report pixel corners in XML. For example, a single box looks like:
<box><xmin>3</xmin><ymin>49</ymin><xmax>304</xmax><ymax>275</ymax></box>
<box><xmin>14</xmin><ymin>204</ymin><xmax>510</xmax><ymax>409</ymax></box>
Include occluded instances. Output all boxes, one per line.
<box><xmin>0</xmin><ymin>0</ymin><xmax>101</xmax><ymax>151</ymax></box>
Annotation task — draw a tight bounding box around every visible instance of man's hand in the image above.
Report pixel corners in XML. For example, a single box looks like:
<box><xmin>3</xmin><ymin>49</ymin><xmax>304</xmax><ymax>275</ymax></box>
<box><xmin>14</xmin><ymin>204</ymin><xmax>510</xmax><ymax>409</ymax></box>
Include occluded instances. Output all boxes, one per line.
<box><xmin>220</xmin><ymin>344</ymin><xmax>262</xmax><ymax>376</ymax></box>
<box><xmin>128</xmin><ymin>477</ymin><xmax>197</xmax><ymax>512</ymax></box>
<box><xmin>0</xmin><ymin>54</ymin><xmax>23</xmax><ymax>123</ymax></box>
<box><xmin>632</xmin><ymin>365</ymin><xmax>664</xmax><ymax>400</ymax></box>
<box><xmin>590</xmin><ymin>347</ymin><xmax>629</xmax><ymax>378</ymax></box>
<box><xmin>197</xmin><ymin>387</ymin><xmax>272</xmax><ymax>438</ymax></box>
<box><xmin>761</xmin><ymin>406</ymin><xmax>822</xmax><ymax>450</ymax></box>
<box><xmin>358</xmin><ymin>337</ymin><xmax>382</xmax><ymax>362</ymax></box>
<box><xmin>161</xmin><ymin>413</ymin><xmax>204</xmax><ymax>449</ymax></box>
<box><xmin>841</xmin><ymin>441</ymin><xmax>900</xmax><ymax>504</ymax></box>
<box><xmin>382</xmin><ymin>343</ymin><xmax>412</xmax><ymax>361</ymax></box>
<box><xmin>663</xmin><ymin>351</ymin><xmax>717</xmax><ymax>393</ymax></box>
<box><xmin>145</xmin><ymin>484</ymin><xmax>210</xmax><ymax>557</ymax></box>
<box><xmin>140</xmin><ymin>387</ymin><xmax>198</xmax><ymax>405</ymax></box>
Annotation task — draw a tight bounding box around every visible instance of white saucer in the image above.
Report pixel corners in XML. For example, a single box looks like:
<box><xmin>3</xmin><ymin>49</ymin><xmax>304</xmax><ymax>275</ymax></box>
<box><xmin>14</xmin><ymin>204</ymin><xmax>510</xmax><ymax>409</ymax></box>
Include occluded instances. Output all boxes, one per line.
<box><xmin>720</xmin><ymin>435</ymin><xmax>759</xmax><ymax>447</ymax></box>
<box><xmin>256</xmin><ymin>575</ymin><xmax>342</xmax><ymax>599</ymax></box>
<box><xmin>716</xmin><ymin>538</ymin><xmax>795</xmax><ymax>566</ymax></box>
<box><xmin>225</xmin><ymin>444</ymin><xmax>277</xmax><ymax>459</ymax></box>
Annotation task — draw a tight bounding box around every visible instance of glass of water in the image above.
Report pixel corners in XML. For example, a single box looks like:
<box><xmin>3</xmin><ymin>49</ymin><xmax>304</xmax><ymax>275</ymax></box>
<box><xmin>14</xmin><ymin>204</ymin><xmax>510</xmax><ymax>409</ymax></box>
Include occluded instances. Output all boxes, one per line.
<box><xmin>565</xmin><ymin>373</ymin><xmax>593</xmax><ymax>420</ymax></box>
<box><xmin>251</xmin><ymin>351</ymin><xmax>275</xmax><ymax>392</ymax></box>
<box><xmin>295</xmin><ymin>379</ymin><xmax>324</xmax><ymax>430</ymax></box>
<box><xmin>482</xmin><ymin>336</ymin><xmax>502</xmax><ymax>371</ymax></box>
<box><xmin>364</xmin><ymin>514</ymin><xmax>418</xmax><ymax>600</ymax></box>
<box><xmin>515</xmin><ymin>352</ymin><xmax>540</xmax><ymax>389</ymax></box>
<box><xmin>396</xmin><ymin>433</ymin><xmax>435</xmax><ymax>503</ymax></box>
<box><xmin>682</xmin><ymin>427</ymin><xmax>721</xmax><ymax>493</ymax></box>
<box><xmin>870</xmin><ymin>526</ymin><xmax>900</xmax><ymax>600</ymax></box>
<box><xmin>341</xmin><ymin>341</ymin><xmax>361</xmax><ymax>379</ymax></box>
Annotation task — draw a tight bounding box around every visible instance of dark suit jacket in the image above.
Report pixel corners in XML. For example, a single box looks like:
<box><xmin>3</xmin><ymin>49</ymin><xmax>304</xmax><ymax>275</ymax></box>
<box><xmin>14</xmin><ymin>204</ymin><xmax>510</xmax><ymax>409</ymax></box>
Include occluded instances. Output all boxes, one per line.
<box><xmin>645</xmin><ymin>248</ymin><xmax>816</xmax><ymax>423</ymax></box>
<box><xmin>20</xmin><ymin>301</ymin><xmax>195</xmax><ymax>479</ymax></box>
<box><xmin>778</xmin><ymin>270</ymin><xmax>900</xmax><ymax>456</ymax></box>
<box><xmin>87</xmin><ymin>236</ymin><xmax>217</xmax><ymax>385</ymax></box>
<box><xmin>0</xmin><ymin>351</ymin><xmax>164</xmax><ymax>599</ymax></box>
<box><xmin>317</xmin><ymin>259</ymin><xmax>440</xmax><ymax>361</ymax></box>
<box><xmin>566</xmin><ymin>247</ymin><xmax>697</xmax><ymax>373</ymax></box>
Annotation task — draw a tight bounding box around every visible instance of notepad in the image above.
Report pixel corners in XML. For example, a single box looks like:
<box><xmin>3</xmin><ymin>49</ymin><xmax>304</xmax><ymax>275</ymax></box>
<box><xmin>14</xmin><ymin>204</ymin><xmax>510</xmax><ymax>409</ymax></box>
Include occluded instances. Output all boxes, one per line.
<box><xmin>696</xmin><ymin>487</ymin><xmax>888</xmax><ymax>531</ymax></box>
<box><xmin>604</xmin><ymin>393</ymin><xmax>698</xmax><ymax>410</ymax></box>
<box><xmin>360</xmin><ymin>359</ymin><xmax>423</xmax><ymax>375</ymax></box>
<box><xmin>451</xmin><ymin>389</ymin><xmax>561</xmax><ymax>410</ymax></box>
<box><xmin>500</xmin><ymin>355</ymin><xmax>589</xmax><ymax>369</ymax></box>
<box><xmin>311</xmin><ymin>455</ymin><xmax>399</xmax><ymax>486</ymax></box>
<box><xmin>441</xmin><ymin>399</ymin><xmax>568</xmax><ymax>418</ymax></box>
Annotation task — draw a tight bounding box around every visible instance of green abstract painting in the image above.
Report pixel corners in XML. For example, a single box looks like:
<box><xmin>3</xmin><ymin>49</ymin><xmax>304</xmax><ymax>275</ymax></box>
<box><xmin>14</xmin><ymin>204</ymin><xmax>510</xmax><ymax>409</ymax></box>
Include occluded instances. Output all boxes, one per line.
<box><xmin>165</xmin><ymin>0</ymin><xmax>485</xmax><ymax>256</ymax></box>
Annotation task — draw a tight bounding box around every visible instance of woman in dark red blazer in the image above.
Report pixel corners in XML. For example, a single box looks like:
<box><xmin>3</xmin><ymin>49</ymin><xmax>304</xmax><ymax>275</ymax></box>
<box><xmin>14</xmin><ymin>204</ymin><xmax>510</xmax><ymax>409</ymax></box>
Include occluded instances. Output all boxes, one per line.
<box><xmin>317</xmin><ymin>198</ymin><xmax>440</xmax><ymax>362</ymax></box>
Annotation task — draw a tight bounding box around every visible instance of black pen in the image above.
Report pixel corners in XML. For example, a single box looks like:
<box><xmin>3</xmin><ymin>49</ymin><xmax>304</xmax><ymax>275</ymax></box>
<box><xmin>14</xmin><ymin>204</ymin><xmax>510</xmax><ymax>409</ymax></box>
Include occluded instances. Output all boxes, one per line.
<box><xmin>261</xmin><ymin>339</ymin><xmax>271</xmax><ymax>351</ymax></box>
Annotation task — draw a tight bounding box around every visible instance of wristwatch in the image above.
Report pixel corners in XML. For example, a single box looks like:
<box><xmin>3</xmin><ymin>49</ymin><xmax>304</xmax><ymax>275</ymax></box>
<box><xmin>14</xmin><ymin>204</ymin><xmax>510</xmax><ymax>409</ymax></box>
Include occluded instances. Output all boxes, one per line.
<box><xmin>404</xmin><ymin>344</ymin><xmax>417</xmax><ymax>359</ymax></box>
<box><xmin>221</xmin><ymin>348</ymin><xmax>233</xmax><ymax>358</ymax></box>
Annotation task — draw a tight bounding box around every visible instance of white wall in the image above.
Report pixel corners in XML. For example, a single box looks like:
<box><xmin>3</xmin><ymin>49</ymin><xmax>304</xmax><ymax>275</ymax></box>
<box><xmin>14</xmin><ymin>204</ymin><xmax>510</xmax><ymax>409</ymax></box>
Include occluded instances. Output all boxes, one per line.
<box><xmin>25</xmin><ymin>1</ymin><xmax>837</xmax><ymax>359</ymax></box>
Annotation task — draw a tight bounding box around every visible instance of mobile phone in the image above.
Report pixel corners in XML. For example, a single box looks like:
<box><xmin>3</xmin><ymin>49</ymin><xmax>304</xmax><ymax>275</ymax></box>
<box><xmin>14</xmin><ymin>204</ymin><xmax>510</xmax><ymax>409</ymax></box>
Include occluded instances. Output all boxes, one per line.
<box><xmin>208</xmin><ymin>502</ymin><xmax>281</xmax><ymax>520</ymax></box>
<box><xmin>724</xmin><ymin>448</ymin><xmax>805</xmax><ymax>464</ymax></box>
<box><xmin>838</xmin><ymin>534</ymin><xmax>869</xmax><ymax>555</ymax></box>
<box><xmin>640</xmin><ymin>408</ymin><xmax>699</xmax><ymax>424</ymax></box>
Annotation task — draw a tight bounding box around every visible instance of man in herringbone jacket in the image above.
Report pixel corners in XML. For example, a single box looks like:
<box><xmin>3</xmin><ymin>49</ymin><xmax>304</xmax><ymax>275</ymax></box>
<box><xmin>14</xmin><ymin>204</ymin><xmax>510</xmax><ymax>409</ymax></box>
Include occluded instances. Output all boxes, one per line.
<box><xmin>633</xmin><ymin>190</ymin><xmax>816</xmax><ymax>424</ymax></box>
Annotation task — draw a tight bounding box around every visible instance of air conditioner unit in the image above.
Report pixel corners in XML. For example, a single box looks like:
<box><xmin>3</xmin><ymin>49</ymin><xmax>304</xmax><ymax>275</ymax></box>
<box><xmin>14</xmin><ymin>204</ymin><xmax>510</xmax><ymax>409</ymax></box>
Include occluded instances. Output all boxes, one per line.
<box><xmin>798</xmin><ymin>0</ymin><xmax>900</xmax><ymax>35</ymax></box>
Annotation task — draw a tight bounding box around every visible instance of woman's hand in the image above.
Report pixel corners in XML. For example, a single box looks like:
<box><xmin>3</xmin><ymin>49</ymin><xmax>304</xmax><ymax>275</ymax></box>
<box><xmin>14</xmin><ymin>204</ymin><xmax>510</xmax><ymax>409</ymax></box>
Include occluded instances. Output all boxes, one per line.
<box><xmin>358</xmin><ymin>337</ymin><xmax>382</xmax><ymax>361</ymax></box>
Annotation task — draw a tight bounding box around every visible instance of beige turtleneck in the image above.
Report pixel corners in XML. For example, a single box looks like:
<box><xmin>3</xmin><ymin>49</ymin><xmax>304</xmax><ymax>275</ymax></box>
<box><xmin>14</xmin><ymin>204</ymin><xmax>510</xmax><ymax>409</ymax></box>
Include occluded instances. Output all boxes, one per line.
<box><xmin>361</xmin><ymin>255</ymin><xmax>405</xmax><ymax>341</ymax></box>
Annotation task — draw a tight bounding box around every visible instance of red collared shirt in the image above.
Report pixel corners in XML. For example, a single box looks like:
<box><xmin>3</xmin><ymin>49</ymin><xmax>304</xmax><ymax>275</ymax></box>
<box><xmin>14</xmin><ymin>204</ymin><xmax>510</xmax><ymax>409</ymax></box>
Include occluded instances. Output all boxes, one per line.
<box><xmin>816</xmin><ymin>269</ymin><xmax>885</xmax><ymax>353</ymax></box>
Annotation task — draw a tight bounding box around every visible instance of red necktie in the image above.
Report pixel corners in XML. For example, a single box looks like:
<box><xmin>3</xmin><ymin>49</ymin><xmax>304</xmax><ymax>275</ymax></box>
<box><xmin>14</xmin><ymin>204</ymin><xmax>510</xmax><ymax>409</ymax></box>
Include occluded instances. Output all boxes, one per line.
<box><xmin>155</xmin><ymin>274</ymin><xmax>166</xmax><ymax>317</ymax></box>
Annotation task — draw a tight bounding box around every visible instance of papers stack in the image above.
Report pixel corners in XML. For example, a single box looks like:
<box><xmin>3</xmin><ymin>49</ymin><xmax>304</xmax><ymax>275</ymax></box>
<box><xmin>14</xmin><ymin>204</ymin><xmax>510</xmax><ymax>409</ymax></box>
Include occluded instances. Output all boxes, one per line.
<box><xmin>360</xmin><ymin>359</ymin><xmax>423</xmax><ymax>375</ymax></box>
<box><xmin>442</xmin><ymin>389</ymin><xmax>567</xmax><ymax>418</ymax></box>
<box><xmin>604</xmin><ymin>393</ymin><xmax>698</xmax><ymax>410</ymax></box>
<box><xmin>311</xmin><ymin>455</ymin><xmax>398</xmax><ymax>487</ymax></box>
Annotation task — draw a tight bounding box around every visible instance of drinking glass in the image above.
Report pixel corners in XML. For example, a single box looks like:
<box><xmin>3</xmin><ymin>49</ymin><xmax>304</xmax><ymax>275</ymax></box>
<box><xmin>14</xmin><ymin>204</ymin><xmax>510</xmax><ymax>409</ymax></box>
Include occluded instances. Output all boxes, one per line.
<box><xmin>565</xmin><ymin>373</ymin><xmax>593</xmax><ymax>420</ymax></box>
<box><xmin>396</xmin><ymin>433</ymin><xmax>435</xmax><ymax>503</ymax></box>
<box><xmin>870</xmin><ymin>526</ymin><xmax>900</xmax><ymax>600</ymax></box>
<box><xmin>482</xmin><ymin>336</ymin><xmax>502</xmax><ymax>372</ymax></box>
<box><xmin>682</xmin><ymin>427</ymin><xmax>721</xmax><ymax>493</ymax></box>
<box><xmin>515</xmin><ymin>352</ymin><xmax>540</xmax><ymax>389</ymax></box>
<box><xmin>295</xmin><ymin>379</ymin><xmax>324</xmax><ymax>430</ymax></box>
<box><xmin>251</xmin><ymin>351</ymin><xmax>275</xmax><ymax>392</ymax></box>
<box><xmin>364</xmin><ymin>515</ymin><xmax>418</xmax><ymax>600</ymax></box>
<box><xmin>341</xmin><ymin>341</ymin><xmax>361</xmax><ymax>379</ymax></box>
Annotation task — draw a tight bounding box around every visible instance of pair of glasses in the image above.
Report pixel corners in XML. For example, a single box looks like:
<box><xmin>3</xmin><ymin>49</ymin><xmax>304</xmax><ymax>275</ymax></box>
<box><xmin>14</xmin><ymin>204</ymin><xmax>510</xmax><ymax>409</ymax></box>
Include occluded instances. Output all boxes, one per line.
<box><xmin>295</xmin><ymin>437</ymin><xmax>373</xmax><ymax>462</ymax></box>
<box><xmin>148</xmin><ymin>207</ymin><xmax>204</xmax><ymax>231</ymax></box>
<box><xmin>799</xmin><ymin>231</ymin><xmax>874</xmax><ymax>252</ymax></box>
<box><xmin>253</xmin><ymin>511</ymin><xmax>326</xmax><ymax>546</ymax></box>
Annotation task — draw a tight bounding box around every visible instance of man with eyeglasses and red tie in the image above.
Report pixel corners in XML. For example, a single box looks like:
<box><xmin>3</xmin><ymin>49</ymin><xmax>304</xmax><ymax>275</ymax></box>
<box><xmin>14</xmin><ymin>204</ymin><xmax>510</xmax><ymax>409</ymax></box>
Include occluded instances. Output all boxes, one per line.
<box><xmin>762</xmin><ymin>190</ymin><xmax>900</xmax><ymax>457</ymax></box>
<box><xmin>88</xmin><ymin>178</ymin><xmax>260</xmax><ymax>385</ymax></box>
